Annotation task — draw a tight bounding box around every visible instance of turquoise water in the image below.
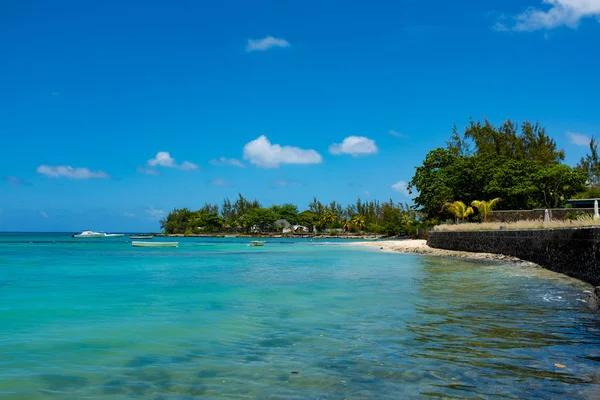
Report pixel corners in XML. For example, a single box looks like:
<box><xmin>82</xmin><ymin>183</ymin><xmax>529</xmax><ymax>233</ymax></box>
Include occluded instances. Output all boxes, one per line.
<box><xmin>0</xmin><ymin>234</ymin><xmax>599</xmax><ymax>399</ymax></box>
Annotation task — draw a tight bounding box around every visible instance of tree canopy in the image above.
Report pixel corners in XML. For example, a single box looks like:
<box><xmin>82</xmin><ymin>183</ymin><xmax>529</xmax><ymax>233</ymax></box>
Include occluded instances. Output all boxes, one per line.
<box><xmin>409</xmin><ymin>119</ymin><xmax>586</xmax><ymax>219</ymax></box>
<box><xmin>160</xmin><ymin>195</ymin><xmax>423</xmax><ymax>235</ymax></box>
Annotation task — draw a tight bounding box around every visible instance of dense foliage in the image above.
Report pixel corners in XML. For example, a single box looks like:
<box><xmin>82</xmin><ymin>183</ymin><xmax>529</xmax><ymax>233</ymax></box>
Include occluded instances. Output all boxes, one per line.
<box><xmin>575</xmin><ymin>136</ymin><xmax>600</xmax><ymax>199</ymax></box>
<box><xmin>409</xmin><ymin>119</ymin><xmax>587</xmax><ymax>219</ymax></box>
<box><xmin>160</xmin><ymin>194</ymin><xmax>425</xmax><ymax>235</ymax></box>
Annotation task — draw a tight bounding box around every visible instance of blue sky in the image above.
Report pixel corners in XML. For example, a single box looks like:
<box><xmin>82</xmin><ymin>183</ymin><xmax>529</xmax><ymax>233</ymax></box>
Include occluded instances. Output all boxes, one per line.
<box><xmin>1</xmin><ymin>0</ymin><xmax>599</xmax><ymax>232</ymax></box>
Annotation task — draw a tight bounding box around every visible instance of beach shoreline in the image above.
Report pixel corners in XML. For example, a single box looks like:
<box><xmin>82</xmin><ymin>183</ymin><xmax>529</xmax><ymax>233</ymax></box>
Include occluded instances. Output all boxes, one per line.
<box><xmin>355</xmin><ymin>239</ymin><xmax>533</xmax><ymax>263</ymax></box>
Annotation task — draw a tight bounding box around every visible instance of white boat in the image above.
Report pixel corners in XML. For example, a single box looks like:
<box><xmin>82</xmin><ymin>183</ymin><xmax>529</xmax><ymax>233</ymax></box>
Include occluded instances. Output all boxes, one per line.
<box><xmin>132</xmin><ymin>241</ymin><xmax>178</xmax><ymax>248</ymax></box>
<box><xmin>72</xmin><ymin>230</ymin><xmax>104</xmax><ymax>238</ymax></box>
<box><xmin>249</xmin><ymin>241</ymin><xmax>265</xmax><ymax>247</ymax></box>
<box><xmin>103</xmin><ymin>233</ymin><xmax>124</xmax><ymax>237</ymax></box>
<box><xmin>129</xmin><ymin>235</ymin><xmax>153</xmax><ymax>240</ymax></box>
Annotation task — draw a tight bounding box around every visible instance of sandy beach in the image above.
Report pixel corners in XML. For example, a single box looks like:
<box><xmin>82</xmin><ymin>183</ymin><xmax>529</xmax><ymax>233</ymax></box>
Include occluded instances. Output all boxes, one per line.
<box><xmin>356</xmin><ymin>239</ymin><xmax>528</xmax><ymax>263</ymax></box>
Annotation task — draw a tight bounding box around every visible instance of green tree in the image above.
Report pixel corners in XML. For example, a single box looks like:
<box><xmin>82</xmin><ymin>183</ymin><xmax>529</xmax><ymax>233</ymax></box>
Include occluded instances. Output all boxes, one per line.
<box><xmin>319</xmin><ymin>210</ymin><xmax>337</xmax><ymax>230</ymax></box>
<box><xmin>298</xmin><ymin>210</ymin><xmax>318</xmax><ymax>230</ymax></box>
<box><xmin>341</xmin><ymin>218</ymin><xmax>351</xmax><ymax>232</ymax></box>
<box><xmin>535</xmin><ymin>164</ymin><xmax>586</xmax><ymax>208</ymax></box>
<box><xmin>471</xmin><ymin>198</ymin><xmax>501</xmax><ymax>222</ymax></box>
<box><xmin>244</xmin><ymin>207</ymin><xmax>276</xmax><ymax>233</ymax></box>
<box><xmin>577</xmin><ymin>136</ymin><xmax>600</xmax><ymax>188</ymax></box>
<box><xmin>444</xmin><ymin>201</ymin><xmax>474</xmax><ymax>223</ymax></box>
<box><xmin>270</xmin><ymin>203</ymin><xmax>299</xmax><ymax>224</ymax></box>
<box><xmin>351</xmin><ymin>214</ymin><xmax>366</xmax><ymax>231</ymax></box>
<box><xmin>408</xmin><ymin>148</ymin><xmax>459</xmax><ymax>219</ymax></box>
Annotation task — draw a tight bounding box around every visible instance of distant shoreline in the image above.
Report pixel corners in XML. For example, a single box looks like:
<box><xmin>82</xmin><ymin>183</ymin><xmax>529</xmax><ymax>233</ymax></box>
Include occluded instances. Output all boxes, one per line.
<box><xmin>159</xmin><ymin>233</ymin><xmax>395</xmax><ymax>240</ymax></box>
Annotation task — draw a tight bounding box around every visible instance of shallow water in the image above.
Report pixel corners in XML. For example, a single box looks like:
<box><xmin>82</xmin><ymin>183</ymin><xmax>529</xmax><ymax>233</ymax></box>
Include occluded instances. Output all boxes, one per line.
<box><xmin>0</xmin><ymin>234</ymin><xmax>598</xmax><ymax>399</ymax></box>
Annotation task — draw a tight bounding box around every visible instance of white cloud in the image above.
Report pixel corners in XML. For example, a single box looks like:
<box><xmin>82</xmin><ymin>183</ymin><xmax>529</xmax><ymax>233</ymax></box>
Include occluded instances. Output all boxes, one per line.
<box><xmin>146</xmin><ymin>152</ymin><xmax>199</xmax><ymax>171</ymax></box>
<box><xmin>209</xmin><ymin>157</ymin><xmax>245</xmax><ymax>168</ymax></box>
<box><xmin>37</xmin><ymin>165</ymin><xmax>110</xmax><ymax>179</ymax></box>
<box><xmin>391</xmin><ymin>180</ymin><xmax>410</xmax><ymax>196</ymax></box>
<box><xmin>124</xmin><ymin>212</ymin><xmax>136</xmax><ymax>218</ymax></box>
<box><xmin>363</xmin><ymin>190</ymin><xmax>371</xmax><ymax>196</ymax></box>
<box><xmin>243</xmin><ymin>135</ymin><xmax>323</xmax><ymax>168</ymax></box>
<box><xmin>246</xmin><ymin>36</ymin><xmax>290</xmax><ymax>52</ymax></box>
<box><xmin>498</xmin><ymin>0</ymin><xmax>600</xmax><ymax>31</ymax></box>
<box><xmin>40</xmin><ymin>211</ymin><xmax>48</xmax><ymax>218</ymax></box>
<box><xmin>137</xmin><ymin>166</ymin><xmax>160</xmax><ymax>176</ymax></box>
<box><xmin>210</xmin><ymin>178</ymin><xmax>232</xmax><ymax>187</ymax></box>
<box><xmin>146</xmin><ymin>208</ymin><xmax>166</xmax><ymax>220</ymax></box>
<box><xmin>148</xmin><ymin>151</ymin><xmax>175</xmax><ymax>167</ymax></box>
<box><xmin>389</xmin><ymin>130</ymin><xmax>408</xmax><ymax>138</ymax></box>
<box><xmin>329</xmin><ymin>136</ymin><xmax>378</xmax><ymax>157</ymax></box>
<box><xmin>567</xmin><ymin>131</ymin><xmax>591</xmax><ymax>146</ymax></box>
<box><xmin>272</xmin><ymin>179</ymin><xmax>303</xmax><ymax>187</ymax></box>
<box><xmin>179</xmin><ymin>161</ymin><xmax>200</xmax><ymax>171</ymax></box>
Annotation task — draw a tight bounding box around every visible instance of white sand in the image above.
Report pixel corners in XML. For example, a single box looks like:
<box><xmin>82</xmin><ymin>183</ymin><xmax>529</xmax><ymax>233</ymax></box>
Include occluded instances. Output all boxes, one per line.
<box><xmin>356</xmin><ymin>239</ymin><xmax>526</xmax><ymax>262</ymax></box>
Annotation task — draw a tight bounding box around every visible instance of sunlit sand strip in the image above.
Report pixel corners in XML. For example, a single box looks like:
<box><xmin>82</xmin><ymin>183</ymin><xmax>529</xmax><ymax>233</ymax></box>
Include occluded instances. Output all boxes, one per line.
<box><xmin>354</xmin><ymin>240</ymin><xmax>525</xmax><ymax>262</ymax></box>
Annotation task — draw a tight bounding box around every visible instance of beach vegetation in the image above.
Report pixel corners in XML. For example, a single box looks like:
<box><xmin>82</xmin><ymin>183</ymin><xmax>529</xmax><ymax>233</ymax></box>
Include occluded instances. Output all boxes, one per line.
<box><xmin>443</xmin><ymin>201</ymin><xmax>474</xmax><ymax>223</ymax></box>
<box><xmin>471</xmin><ymin>198</ymin><xmax>501</xmax><ymax>222</ymax></box>
<box><xmin>433</xmin><ymin>215</ymin><xmax>600</xmax><ymax>231</ymax></box>
<box><xmin>160</xmin><ymin>195</ymin><xmax>424</xmax><ymax>235</ymax></box>
<box><xmin>409</xmin><ymin>119</ymin><xmax>587</xmax><ymax>219</ymax></box>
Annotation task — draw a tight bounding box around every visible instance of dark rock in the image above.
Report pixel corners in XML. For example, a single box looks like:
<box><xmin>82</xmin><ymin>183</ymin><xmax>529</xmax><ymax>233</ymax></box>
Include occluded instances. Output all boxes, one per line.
<box><xmin>428</xmin><ymin>227</ymin><xmax>600</xmax><ymax>286</ymax></box>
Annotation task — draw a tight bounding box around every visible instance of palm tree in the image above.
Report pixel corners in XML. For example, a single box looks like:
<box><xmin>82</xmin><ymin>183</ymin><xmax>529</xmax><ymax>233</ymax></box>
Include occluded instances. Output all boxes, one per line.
<box><xmin>443</xmin><ymin>201</ymin><xmax>474</xmax><ymax>223</ymax></box>
<box><xmin>351</xmin><ymin>214</ymin><xmax>366</xmax><ymax>232</ymax></box>
<box><xmin>471</xmin><ymin>198</ymin><xmax>501</xmax><ymax>222</ymax></box>
<box><xmin>341</xmin><ymin>218</ymin><xmax>351</xmax><ymax>232</ymax></box>
<box><xmin>320</xmin><ymin>210</ymin><xmax>337</xmax><ymax>231</ymax></box>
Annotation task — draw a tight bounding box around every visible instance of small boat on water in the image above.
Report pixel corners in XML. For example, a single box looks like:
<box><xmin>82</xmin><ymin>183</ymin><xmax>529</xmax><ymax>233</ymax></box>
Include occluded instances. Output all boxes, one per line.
<box><xmin>72</xmin><ymin>231</ymin><xmax>125</xmax><ymax>238</ymax></box>
<box><xmin>129</xmin><ymin>235</ymin><xmax>153</xmax><ymax>240</ymax></box>
<box><xmin>132</xmin><ymin>241</ymin><xmax>178</xmax><ymax>248</ymax></box>
<box><xmin>363</xmin><ymin>237</ymin><xmax>379</xmax><ymax>241</ymax></box>
<box><xmin>249</xmin><ymin>241</ymin><xmax>265</xmax><ymax>247</ymax></box>
<box><xmin>72</xmin><ymin>230</ymin><xmax>104</xmax><ymax>238</ymax></box>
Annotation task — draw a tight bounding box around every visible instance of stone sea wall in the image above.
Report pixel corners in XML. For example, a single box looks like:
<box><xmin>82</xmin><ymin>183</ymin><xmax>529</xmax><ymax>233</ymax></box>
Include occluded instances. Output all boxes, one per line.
<box><xmin>427</xmin><ymin>227</ymin><xmax>600</xmax><ymax>287</ymax></box>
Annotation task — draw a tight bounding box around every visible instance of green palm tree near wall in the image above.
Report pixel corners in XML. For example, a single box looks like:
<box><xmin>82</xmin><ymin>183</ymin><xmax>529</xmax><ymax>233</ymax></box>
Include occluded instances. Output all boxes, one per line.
<box><xmin>471</xmin><ymin>198</ymin><xmax>501</xmax><ymax>222</ymax></box>
<box><xmin>444</xmin><ymin>201</ymin><xmax>474</xmax><ymax>223</ymax></box>
<box><xmin>351</xmin><ymin>214</ymin><xmax>366</xmax><ymax>231</ymax></box>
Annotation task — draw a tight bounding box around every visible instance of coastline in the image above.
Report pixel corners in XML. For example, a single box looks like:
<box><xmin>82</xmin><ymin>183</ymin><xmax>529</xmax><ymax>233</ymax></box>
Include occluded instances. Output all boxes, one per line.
<box><xmin>357</xmin><ymin>239</ymin><xmax>600</xmax><ymax>309</ymax></box>
<box><xmin>356</xmin><ymin>239</ymin><xmax>534</xmax><ymax>263</ymax></box>
<box><xmin>160</xmin><ymin>233</ymin><xmax>387</xmax><ymax>239</ymax></box>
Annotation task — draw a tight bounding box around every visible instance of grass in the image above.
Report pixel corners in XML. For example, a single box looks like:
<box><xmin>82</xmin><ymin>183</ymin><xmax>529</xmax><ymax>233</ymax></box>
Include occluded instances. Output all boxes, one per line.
<box><xmin>433</xmin><ymin>216</ymin><xmax>600</xmax><ymax>231</ymax></box>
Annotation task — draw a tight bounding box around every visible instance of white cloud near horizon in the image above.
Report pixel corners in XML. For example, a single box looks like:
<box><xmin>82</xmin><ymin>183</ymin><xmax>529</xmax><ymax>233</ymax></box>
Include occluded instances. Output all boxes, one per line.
<box><xmin>137</xmin><ymin>166</ymin><xmax>160</xmax><ymax>176</ymax></box>
<box><xmin>567</xmin><ymin>131</ymin><xmax>591</xmax><ymax>146</ymax></box>
<box><xmin>329</xmin><ymin>136</ymin><xmax>378</xmax><ymax>157</ymax></box>
<box><xmin>389</xmin><ymin>130</ymin><xmax>408</xmax><ymax>138</ymax></box>
<box><xmin>391</xmin><ymin>180</ymin><xmax>410</xmax><ymax>196</ymax></box>
<box><xmin>210</xmin><ymin>178</ymin><xmax>232</xmax><ymax>187</ymax></box>
<box><xmin>272</xmin><ymin>179</ymin><xmax>303</xmax><ymax>187</ymax></box>
<box><xmin>146</xmin><ymin>152</ymin><xmax>199</xmax><ymax>171</ymax></box>
<box><xmin>243</xmin><ymin>135</ymin><xmax>323</xmax><ymax>168</ymax></box>
<box><xmin>37</xmin><ymin>165</ymin><xmax>110</xmax><ymax>179</ymax></box>
<box><xmin>146</xmin><ymin>208</ymin><xmax>166</xmax><ymax>220</ymax></box>
<box><xmin>246</xmin><ymin>36</ymin><xmax>290</xmax><ymax>52</ymax></box>
<box><xmin>209</xmin><ymin>157</ymin><xmax>245</xmax><ymax>168</ymax></box>
<box><xmin>496</xmin><ymin>0</ymin><xmax>600</xmax><ymax>31</ymax></box>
